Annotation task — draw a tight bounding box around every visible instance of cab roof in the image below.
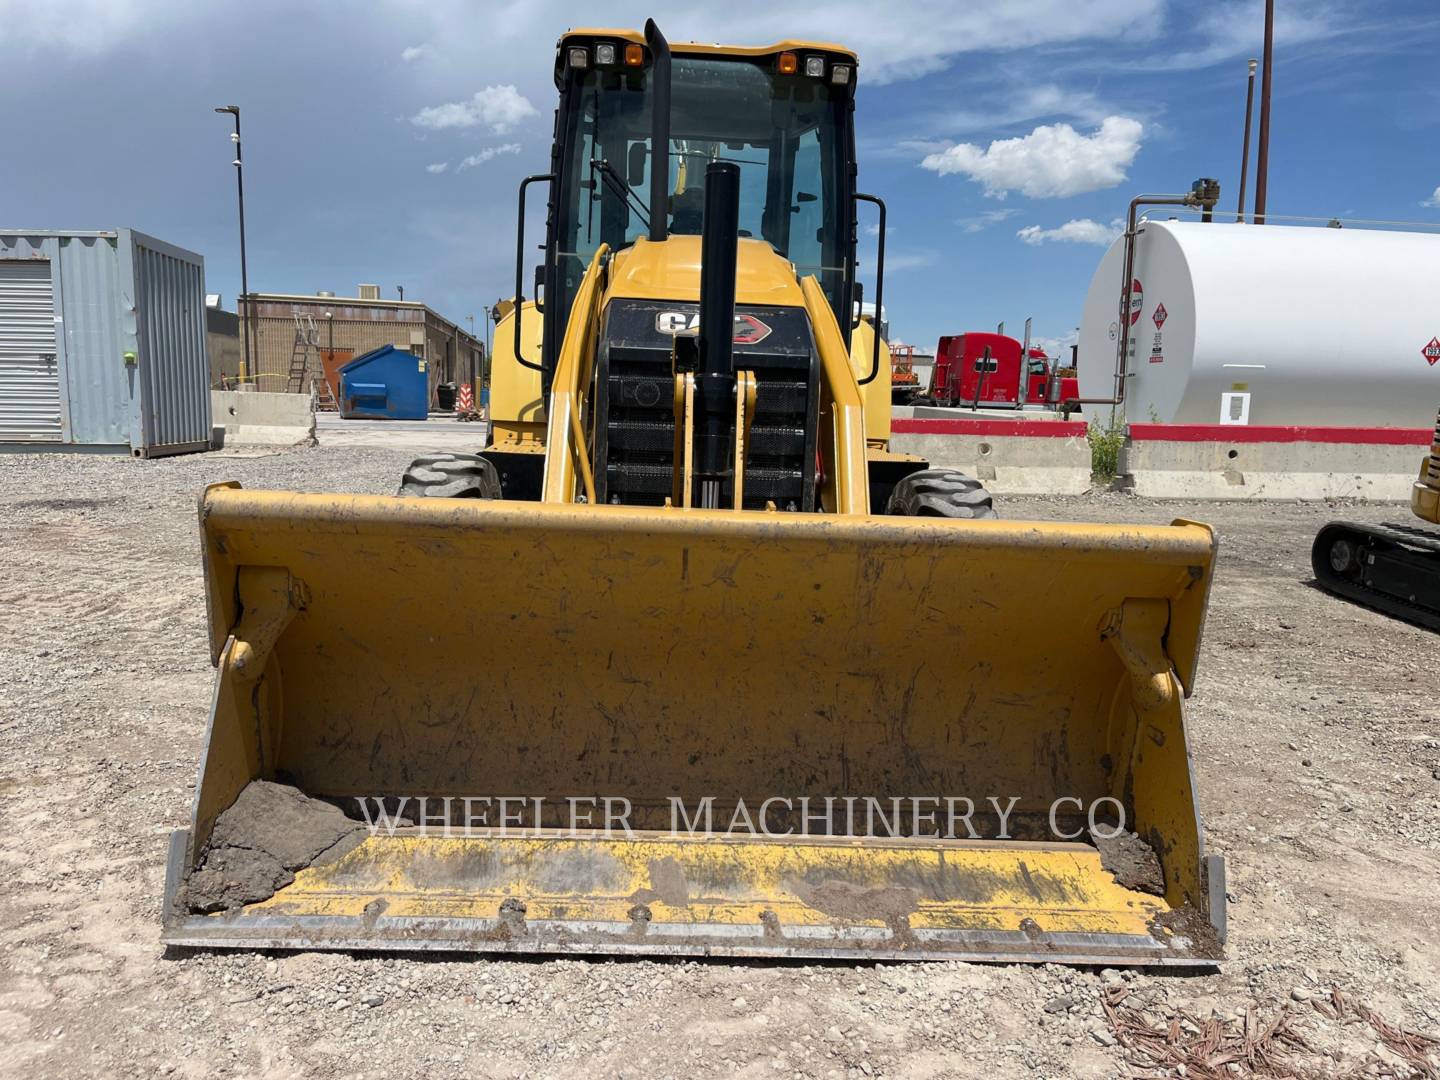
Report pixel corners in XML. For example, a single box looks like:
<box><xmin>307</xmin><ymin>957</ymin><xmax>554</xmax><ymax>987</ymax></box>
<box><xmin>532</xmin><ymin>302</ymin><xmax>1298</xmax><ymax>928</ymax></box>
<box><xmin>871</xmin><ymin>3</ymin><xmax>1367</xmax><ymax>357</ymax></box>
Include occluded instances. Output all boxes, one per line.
<box><xmin>558</xmin><ymin>27</ymin><xmax>858</xmax><ymax>64</ymax></box>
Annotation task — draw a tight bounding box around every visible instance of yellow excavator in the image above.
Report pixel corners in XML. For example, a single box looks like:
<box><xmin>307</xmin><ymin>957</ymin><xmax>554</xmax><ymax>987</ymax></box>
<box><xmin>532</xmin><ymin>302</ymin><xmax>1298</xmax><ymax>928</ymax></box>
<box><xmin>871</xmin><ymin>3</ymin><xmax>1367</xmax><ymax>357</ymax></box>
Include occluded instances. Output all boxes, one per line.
<box><xmin>164</xmin><ymin>23</ymin><xmax>1224</xmax><ymax>964</ymax></box>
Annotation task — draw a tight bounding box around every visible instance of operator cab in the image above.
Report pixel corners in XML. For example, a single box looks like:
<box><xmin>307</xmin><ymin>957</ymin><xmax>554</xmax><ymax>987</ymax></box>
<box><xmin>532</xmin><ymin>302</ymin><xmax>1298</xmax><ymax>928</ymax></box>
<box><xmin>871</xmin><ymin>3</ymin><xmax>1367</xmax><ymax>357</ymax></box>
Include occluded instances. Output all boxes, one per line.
<box><xmin>539</xmin><ymin>31</ymin><xmax>861</xmax><ymax>374</ymax></box>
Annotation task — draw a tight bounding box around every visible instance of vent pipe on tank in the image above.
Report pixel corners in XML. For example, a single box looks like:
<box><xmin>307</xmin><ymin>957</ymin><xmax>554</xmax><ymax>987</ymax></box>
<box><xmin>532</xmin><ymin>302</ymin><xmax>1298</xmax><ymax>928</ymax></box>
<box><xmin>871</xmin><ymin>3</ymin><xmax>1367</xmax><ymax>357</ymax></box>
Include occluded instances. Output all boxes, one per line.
<box><xmin>1253</xmin><ymin>0</ymin><xmax>1275</xmax><ymax>224</ymax></box>
<box><xmin>1062</xmin><ymin>180</ymin><xmax>1220</xmax><ymax>412</ymax></box>
<box><xmin>1236</xmin><ymin>59</ymin><xmax>1257</xmax><ymax>222</ymax></box>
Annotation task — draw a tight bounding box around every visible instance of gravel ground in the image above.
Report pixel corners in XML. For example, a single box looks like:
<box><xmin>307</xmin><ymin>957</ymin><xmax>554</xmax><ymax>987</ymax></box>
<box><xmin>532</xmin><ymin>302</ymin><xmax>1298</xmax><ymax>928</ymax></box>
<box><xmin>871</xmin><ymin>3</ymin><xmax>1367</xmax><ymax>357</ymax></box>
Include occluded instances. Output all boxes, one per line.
<box><xmin>1</xmin><ymin>446</ymin><xmax>1438</xmax><ymax>1080</ymax></box>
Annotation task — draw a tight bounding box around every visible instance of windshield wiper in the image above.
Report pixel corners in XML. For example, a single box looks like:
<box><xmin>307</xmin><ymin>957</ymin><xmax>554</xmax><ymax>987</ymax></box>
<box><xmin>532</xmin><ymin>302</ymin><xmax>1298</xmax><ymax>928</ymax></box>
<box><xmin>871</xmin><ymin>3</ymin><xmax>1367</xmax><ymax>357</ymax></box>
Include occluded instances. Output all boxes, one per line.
<box><xmin>671</xmin><ymin>150</ymin><xmax>766</xmax><ymax>168</ymax></box>
<box><xmin>590</xmin><ymin>158</ymin><xmax>650</xmax><ymax>228</ymax></box>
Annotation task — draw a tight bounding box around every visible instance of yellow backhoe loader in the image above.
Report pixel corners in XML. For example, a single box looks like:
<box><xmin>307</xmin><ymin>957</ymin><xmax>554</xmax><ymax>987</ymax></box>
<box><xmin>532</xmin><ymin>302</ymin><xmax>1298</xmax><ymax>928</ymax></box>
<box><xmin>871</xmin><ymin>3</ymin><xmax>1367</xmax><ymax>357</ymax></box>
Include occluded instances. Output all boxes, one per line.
<box><xmin>164</xmin><ymin>22</ymin><xmax>1224</xmax><ymax>964</ymax></box>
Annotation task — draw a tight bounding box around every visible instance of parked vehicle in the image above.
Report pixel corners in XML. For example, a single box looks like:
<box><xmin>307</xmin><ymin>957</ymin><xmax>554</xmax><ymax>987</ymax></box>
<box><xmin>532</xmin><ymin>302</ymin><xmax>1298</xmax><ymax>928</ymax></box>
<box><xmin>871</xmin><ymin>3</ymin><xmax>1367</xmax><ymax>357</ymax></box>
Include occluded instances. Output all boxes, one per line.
<box><xmin>1312</xmin><ymin>404</ymin><xmax>1440</xmax><ymax>631</ymax></box>
<box><xmin>890</xmin><ymin>343</ymin><xmax>922</xmax><ymax>403</ymax></box>
<box><xmin>920</xmin><ymin>332</ymin><xmax>1079</xmax><ymax>409</ymax></box>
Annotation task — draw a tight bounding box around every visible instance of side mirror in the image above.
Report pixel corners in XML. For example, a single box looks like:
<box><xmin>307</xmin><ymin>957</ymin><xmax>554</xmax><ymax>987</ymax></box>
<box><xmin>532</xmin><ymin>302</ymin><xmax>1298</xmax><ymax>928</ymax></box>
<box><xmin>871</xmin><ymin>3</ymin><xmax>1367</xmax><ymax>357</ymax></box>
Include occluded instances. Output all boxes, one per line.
<box><xmin>627</xmin><ymin>142</ymin><xmax>647</xmax><ymax>187</ymax></box>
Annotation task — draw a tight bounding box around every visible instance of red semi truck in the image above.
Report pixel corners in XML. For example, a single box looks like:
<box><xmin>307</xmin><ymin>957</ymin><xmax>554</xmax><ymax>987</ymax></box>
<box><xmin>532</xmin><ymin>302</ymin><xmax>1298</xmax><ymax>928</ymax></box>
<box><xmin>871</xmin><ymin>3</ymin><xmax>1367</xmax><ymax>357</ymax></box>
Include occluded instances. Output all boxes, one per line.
<box><xmin>921</xmin><ymin>332</ymin><xmax>1079</xmax><ymax>409</ymax></box>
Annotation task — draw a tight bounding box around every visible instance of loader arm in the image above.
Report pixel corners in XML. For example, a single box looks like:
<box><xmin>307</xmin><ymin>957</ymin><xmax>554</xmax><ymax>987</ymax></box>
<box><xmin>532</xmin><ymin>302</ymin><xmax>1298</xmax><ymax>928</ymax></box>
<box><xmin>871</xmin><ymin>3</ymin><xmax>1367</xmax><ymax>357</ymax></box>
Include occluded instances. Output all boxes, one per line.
<box><xmin>542</xmin><ymin>244</ymin><xmax>611</xmax><ymax>503</ymax></box>
<box><xmin>803</xmin><ymin>275</ymin><xmax>869</xmax><ymax>514</ymax></box>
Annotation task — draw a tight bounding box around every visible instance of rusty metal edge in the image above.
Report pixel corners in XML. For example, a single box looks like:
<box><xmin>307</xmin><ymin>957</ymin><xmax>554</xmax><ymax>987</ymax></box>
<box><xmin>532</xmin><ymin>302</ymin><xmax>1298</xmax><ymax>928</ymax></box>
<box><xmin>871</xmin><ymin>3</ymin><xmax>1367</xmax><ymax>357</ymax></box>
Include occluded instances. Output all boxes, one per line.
<box><xmin>161</xmin><ymin>912</ymin><xmax>1219</xmax><ymax>967</ymax></box>
<box><xmin>162</xmin><ymin>829</ymin><xmax>188</xmax><ymax>923</ymax></box>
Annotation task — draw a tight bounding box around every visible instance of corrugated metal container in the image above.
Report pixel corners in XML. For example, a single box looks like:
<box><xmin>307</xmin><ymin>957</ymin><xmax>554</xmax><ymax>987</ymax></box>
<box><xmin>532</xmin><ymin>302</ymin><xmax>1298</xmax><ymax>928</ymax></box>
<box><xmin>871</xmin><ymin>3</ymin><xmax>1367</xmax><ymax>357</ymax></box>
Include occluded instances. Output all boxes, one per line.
<box><xmin>0</xmin><ymin>229</ymin><xmax>212</xmax><ymax>456</ymax></box>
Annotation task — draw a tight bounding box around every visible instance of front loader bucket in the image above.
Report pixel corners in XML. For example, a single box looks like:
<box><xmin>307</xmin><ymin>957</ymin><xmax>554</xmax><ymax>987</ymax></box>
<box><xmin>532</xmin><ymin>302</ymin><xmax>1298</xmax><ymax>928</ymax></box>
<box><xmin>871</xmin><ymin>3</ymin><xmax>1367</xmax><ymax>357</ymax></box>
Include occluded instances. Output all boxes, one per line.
<box><xmin>164</xmin><ymin>485</ymin><xmax>1223</xmax><ymax>964</ymax></box>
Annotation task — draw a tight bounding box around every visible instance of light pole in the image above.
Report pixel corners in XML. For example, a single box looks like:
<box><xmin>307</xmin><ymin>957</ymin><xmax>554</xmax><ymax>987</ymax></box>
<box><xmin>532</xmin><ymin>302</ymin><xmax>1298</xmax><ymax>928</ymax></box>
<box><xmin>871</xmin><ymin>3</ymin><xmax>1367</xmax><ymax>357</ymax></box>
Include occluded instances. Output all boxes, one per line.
<box><xmin>214</xmin><ymin>106</ymin><xmax>252</xmax><ymax>382</ymax></box>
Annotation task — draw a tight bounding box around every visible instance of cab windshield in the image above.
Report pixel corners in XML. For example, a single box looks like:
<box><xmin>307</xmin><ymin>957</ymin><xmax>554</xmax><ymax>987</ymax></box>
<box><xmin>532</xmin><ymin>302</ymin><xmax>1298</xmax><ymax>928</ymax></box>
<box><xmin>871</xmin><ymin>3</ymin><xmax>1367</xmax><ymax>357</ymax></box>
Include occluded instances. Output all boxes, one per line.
<box><xmin>556</xmin><ymin>54</ymin><xmax>850</xmax><ymax>317</ymax></box>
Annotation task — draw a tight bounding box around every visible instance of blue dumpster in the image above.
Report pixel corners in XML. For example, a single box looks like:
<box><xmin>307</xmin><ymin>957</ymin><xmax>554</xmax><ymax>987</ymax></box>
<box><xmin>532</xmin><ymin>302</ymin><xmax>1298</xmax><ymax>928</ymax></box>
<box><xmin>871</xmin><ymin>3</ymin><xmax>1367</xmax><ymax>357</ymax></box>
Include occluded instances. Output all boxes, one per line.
<box><xmin>338</xmin><ymin>345</ymin><xmax>428</xmax><ymax>420</ymax></box>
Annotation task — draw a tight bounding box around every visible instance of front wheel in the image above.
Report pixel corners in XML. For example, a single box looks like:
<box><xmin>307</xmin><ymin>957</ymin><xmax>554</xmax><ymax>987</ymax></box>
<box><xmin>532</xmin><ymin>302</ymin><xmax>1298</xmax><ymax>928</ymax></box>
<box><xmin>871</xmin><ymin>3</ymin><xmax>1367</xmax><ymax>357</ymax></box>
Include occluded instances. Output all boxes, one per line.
<box><xmin>397</xmin><ymin>453</ymin><xmax>502</xmax><ymax>499</ymax></box>
<box><xmin>886</xmin><ymin>469</ymin><xmax>997</xmax><ymax>519</ymax></box>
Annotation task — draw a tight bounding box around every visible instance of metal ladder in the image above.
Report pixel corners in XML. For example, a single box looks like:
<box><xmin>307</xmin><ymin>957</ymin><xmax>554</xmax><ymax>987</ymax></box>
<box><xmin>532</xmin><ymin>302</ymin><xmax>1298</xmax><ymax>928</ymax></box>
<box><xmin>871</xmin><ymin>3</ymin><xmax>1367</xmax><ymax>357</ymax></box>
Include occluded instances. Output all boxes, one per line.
<box><xmin>286</xmin><ymin>313</ymin><xmax>321</xmax><ymax>395</ymax></box>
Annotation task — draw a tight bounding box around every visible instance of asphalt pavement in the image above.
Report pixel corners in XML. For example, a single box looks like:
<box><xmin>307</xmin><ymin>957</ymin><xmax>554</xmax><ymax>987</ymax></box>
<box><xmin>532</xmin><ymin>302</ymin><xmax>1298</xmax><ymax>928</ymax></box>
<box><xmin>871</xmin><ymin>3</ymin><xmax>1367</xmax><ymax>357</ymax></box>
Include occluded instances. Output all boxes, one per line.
<box><xmin>314</xmin><ymin>411</ymin><xmax>489</xmax><ymax>451</ymax></box>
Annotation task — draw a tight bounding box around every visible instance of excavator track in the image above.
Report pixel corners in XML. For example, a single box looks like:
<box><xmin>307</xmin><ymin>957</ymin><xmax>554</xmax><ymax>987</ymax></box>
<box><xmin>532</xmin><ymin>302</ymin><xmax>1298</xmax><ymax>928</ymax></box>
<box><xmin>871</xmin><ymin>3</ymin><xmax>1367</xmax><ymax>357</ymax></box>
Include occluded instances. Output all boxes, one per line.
<box><xmin>1312</xmin><ymin>520</ymin><xmax>1440</xmax><ymax>632</ymax></box>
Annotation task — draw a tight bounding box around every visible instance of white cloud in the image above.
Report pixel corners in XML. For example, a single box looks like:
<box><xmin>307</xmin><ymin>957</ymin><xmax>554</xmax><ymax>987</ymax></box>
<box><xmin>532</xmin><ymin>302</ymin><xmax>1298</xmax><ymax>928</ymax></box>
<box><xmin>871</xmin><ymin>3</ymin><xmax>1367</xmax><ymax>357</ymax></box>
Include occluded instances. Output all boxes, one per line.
<box><xmin>411</xmin><ymin>85</ymin><xmax>537</xmax><ymax>133</ymax></box>
<box><xmin>921</xmin><ymin>116</ymin><xmax>1143</xmax><ymax>199</ymax></box>
<box><xmin>3</xmin><ymin>0</ymin><xmax>1352</xmax><ymax>91</ymax></box>
<box><xmin>425</xmin><ymin>162</ymin><xmax>449</xmax><ymax>174</ymax></box>
<box><xmin>1016</xmin><ymin>217</ymin><xmax>1123</xmax><ymax>246</ymax></box>
<box><xmin>1131</xmin><ymin>0</ymin><xmax>1350</xmax><ymax>71</ymax></box>
<box><xmin>884</xmin><ymin>250</ymin><xmax>940</xmax><ymax>272</ymax></box>
<box><xmin>456</xmin><ymin>143</ymin><xmax>521</xmax><ymax>170</ymax></box>
<box><xmin>862</xmin><ymin>79</ymin><xmax>1134</xmax><ymax>165</ymax></box>
<box><xmin>931</xmin><ymin>84</ymin><xmax>1111</xmax><ymax>138</ymax></box>
<box><xmin>0</xmin><ymin>0</ymin><xmax>154</xmax><ymax>52</ymax></box>
<box><xmin>1424</xmin><ymin>186</ymin><xmax>1440</xmax><ymax>208</ymax></box>
<box><xmin>657</xmin><ymin>0</ymin><xmax>1167</xmax><ymax>85</ymax></box>
<box><xmin>1032</xmin><ymin>330</ymin><xmax>1079</xmax><ymax>358</ymax></box>
<box><xmin>0</xmin><ymin>1</ymin><xmax>1160</xmax><ymax>72</ymax></box>
<box><xmin>400</xmin><ymin>44</ymin><xmax>431</xmax><ymax>62</ymax></box>
<box><xmin>955</xmin><ymin>208</ymin><xmax>1018</xmax><ymax>233</ymax></box>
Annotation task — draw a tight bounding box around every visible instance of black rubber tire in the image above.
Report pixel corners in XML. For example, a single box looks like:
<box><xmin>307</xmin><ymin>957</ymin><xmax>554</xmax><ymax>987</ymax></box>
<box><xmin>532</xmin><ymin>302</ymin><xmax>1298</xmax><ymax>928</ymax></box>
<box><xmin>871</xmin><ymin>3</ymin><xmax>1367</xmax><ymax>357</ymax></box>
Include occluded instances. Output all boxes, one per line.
<box><xmin>886</xmin><ymin>468</ymin><xmax>997</xmax><ymax>519</ymax></box>
<box><xmin>397</xmin><ymin>453</ymin><xmax>502</xmax><ymax>499</ymax></box>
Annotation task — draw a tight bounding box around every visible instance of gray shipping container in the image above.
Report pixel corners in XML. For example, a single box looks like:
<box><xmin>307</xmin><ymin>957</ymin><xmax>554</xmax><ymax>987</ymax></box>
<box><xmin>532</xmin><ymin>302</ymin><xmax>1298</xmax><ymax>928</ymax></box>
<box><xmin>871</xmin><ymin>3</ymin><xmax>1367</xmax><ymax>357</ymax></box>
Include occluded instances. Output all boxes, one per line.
<box><xmin>0</xmin><ymin>229</ymin><xmax>212</xmax><ymax>456</ymax></box>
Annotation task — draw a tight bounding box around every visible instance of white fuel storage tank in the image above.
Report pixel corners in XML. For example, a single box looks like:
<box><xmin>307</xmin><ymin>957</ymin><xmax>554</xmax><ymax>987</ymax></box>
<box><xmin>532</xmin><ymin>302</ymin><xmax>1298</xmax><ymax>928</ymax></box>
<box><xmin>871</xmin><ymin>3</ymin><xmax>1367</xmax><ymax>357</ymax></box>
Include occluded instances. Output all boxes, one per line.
<box><xmin>1077</xmin><ymin>219</ymin><xmax>1440</xmax><ymax>427</ymax></box>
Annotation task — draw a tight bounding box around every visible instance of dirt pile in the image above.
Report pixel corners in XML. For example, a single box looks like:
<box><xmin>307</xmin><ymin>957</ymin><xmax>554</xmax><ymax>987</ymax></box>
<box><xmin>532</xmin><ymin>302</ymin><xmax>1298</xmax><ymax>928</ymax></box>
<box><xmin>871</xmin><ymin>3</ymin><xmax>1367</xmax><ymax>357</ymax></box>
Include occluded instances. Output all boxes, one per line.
<box><xmin>180</xmin><ymin>780</ymin><xmax>365</xmax><ymax>913</ymax></box>
<box><xmin>1093</xmin><ymin>826</ymin><xmax>1166</xmax><ymax>895</ymax></box>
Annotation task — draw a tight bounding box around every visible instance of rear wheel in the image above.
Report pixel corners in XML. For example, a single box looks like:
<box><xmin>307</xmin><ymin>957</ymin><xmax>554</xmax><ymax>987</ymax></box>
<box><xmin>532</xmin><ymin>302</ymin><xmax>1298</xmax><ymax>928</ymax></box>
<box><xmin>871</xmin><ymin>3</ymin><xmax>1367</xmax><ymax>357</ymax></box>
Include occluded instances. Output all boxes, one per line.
<box><xmin>886</xmin><ymin>469</ymin><xmax>997</xmax><ymax>519</ymax></box>
<box><xmin>398</xmin><ymin>453</ymin><xmax>502</xmax><ymax>499</ymax></box>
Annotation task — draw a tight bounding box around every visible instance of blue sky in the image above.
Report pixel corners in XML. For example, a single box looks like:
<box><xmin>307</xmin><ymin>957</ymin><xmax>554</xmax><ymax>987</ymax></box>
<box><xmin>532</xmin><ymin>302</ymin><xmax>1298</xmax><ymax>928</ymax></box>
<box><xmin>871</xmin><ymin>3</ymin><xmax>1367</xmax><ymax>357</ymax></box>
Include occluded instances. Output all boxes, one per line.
<box><xmin>4</xmin><ymin>0</ymin><xmax>1439</xmax><ymax>355</ymax></box>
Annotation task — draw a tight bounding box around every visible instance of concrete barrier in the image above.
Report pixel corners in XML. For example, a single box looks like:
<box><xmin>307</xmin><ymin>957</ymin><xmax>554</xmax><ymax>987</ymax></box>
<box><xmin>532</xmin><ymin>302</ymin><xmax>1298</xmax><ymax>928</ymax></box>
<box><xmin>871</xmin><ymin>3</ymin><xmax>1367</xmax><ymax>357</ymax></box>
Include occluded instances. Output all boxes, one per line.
<box><xmin>891</xmin><ymin>417</ymin><xmax>1092</xmax><ymax>495</ymax></box>
<box><xmin>1122</xmin><ymin>424</ymin><xmax>1431</xmax><ymax>500</ymax></box>
<box><xmin>909</xmin><ymin>404</ymin><xmax>1069</xmax><ymax>422</ymax></box>
<box><xmin>211</xmin><ymin>391</ymin><xmax>316</xmax><ymax>448</ymax></box>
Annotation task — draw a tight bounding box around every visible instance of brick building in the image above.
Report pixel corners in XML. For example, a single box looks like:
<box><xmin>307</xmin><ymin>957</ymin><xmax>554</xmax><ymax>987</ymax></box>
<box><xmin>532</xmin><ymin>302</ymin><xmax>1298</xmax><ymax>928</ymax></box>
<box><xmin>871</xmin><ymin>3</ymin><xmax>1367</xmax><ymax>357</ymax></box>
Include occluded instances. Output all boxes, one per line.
<box><xmin>237</xmin><ymin>285</ymin><xmax>483</xmax><ymax>404</ymax></box>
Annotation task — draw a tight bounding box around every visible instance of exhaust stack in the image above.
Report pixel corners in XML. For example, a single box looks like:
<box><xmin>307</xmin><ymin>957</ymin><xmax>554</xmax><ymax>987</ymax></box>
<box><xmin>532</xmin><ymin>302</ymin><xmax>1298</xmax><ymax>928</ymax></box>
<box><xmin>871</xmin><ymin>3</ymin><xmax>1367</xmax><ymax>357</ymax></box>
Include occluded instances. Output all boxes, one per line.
<box><xmin>644</xmin><ymin>19</ymin><xmax>671</xmax><ymax>242</ymax></box>
<box><xmin>694</xmin><ymin>161</ymin><xmax>742</xmax><ymax>508</ymax></box>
